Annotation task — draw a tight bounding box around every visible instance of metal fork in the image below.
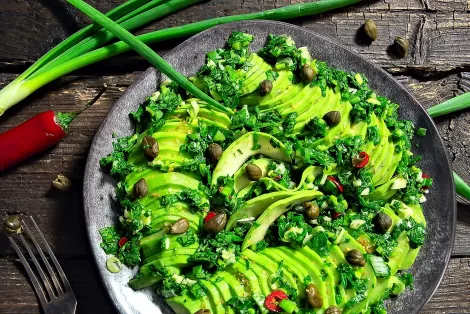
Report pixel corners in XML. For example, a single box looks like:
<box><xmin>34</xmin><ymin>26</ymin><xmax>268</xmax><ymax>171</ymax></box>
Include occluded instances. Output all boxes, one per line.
<box><xmin>6</xmin><ymin>216</ymin><xmax>77</xmax><ymax>314</ymax></box>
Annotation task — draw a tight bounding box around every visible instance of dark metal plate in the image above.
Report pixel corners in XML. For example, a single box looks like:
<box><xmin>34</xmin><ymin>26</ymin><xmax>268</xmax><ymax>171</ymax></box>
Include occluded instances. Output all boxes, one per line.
<box><xmin>83</xmin><ymin>20</ymin><xmax>456</xmax><ymax>314</ymax></box>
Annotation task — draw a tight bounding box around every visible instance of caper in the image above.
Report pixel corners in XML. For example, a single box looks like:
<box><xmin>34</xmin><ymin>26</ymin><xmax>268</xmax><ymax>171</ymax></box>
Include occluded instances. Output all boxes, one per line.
<box><xmin>52</xmin><ymin>174</ymin><xmax>72</xmax><ymax>191</ymax></box>
<box><xmin>346</xmin><ymin>249</ymin><xmax>365</xmax><ymax>267</ymax></box>
<box><xmin>305</xmin><ymin>284</ymin><xmax>323</xmax><ymax>308</ymax></box>
<box><xmin>394</xmin><ymin>36</ymin><xmax>409</xmax><ymax>58</ymax></box>
<box><xmin>300</xmin><ymin>64</ymin><xmax>315</xmax><ymax>83</ymax></box>
<box><xmin>323</xmin><ymin>111</ymin><xmax>341</xmax><ymax>126</ymax></box>
<box><xmin>259</xmin><ymin>80</ymin><xmax>273</xmax><ymax>96</ymax></box>
<box><xmin>245</xmin><ymin>164</ymin><xmax>262</xmax><ymax>181</ymax></box>
<box><xmin>133</xmin><ymin>178</ymin><xmax>148</xmax><ymax>198</ymax></box>
<box><xmin>4</xmin><ymin>216</ymin><xmax>22</xmax><ymax>234</ymax></box>
<box><xmin>203</xmin><ymin>213</ymin><xmax>227</xmax><ymax>233</ymax></box>
<box><xmin>142</xmin><ymin>136</ymin><xmax>159</xmax><ymax>161</ymax></box>
<box><xmin>304</xmin><ymin>202</ymin><xmax>320</xmax><ymax>219</ymax></box>
<box><xmin>170</xmin><ymin>218</ymin><xmax>190</xmax><ymax>234</ymax></box>
<box><xmin>194</xmin><ymin>310</ymin><xmax>210</xmax><ymax>314</ymax></box>
<box><xmin>373</xmin><ymin>212</ymin><xmax>392</xmax><ymax>234</ymax></box>
<box><xmin>206</xmin><ymin>143</ymin><xmax>223</xmax><ymax>165</ymax></box>
<box><xmin>364</xmin><ymin>19</ymin><xmax>378</xmax><ymax>41</ymax></box>
<box><xmin>325</xmin><ymin>306</ymin><xmax>341</xmax><ymax>314</ymax></box>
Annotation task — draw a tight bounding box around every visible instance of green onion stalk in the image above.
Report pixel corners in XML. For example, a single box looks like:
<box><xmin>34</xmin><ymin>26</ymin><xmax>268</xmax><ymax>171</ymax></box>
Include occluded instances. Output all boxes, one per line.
<box><xmin>428</xmin><ymin>91</ymin><xmax>470</xmax><ymax>118</ymax></box>
<box><xmin>0</xmin><ymin>0</ymin><xmax>203</xmax><ymax>115</ymax></box>
<box><xmin>0</xmin><ymin>0</ymin><xmax>361</xmax><ymax>115</ymax></box>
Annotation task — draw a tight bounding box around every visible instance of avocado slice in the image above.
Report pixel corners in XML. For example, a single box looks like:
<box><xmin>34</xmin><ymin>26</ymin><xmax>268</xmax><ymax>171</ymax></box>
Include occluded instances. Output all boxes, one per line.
<box><xmin>371</xmin><ymin>141</ymin><xmax>396</xmax><ymax>185</ymax></box>
<box><xmin>245</xmin><ymin>71</ymin><xmax>300</xmax><ymax>110</ymax></box>
<box><xmin>366</xmin><ymin>175</ymin><xmax>403</xmax><ymax>201</ymax></box>
<box><xmin>278</xmin><ymin>246</ymin><xmax>334</xmax><ymax>309</ymax></box>
<box><xmin>233</xmin><ymin>158</ymin><xmax>272</xmax><ymax>193</ymax></box>
<box><xmin>125</xmin><ymin>171</ymin><xmax>202</xmax><ymax>197</ymax></box>
<box><xmin>278</xmin><ymin>85</ymin><xmax>323</xmax><ymax>118</ymax></box>
<box><xmin>242</xmin><ymin>249</ymin><xmax>300</xmax><ymax>300</ymax></box>
<box><xmin>261</xmin><ymin>249</ymin><xmax>307</xmax><ymax>300</ymax></box>
<box><xmin>128</xmin><ymin>266</ymin><xmax>181</xmax><ymax>290</ymax></box>
<box><xmin>375</xmin><ymin>145</ymin><xmax>403</xmax><ymax>186</ymax></box>
<box><xmin>149</xmin><ymin>215</ymin><xmax>200</xmax><ymax>233</ymax></box>
<box><xmin>296</xmin><ymin>246</ymin><xmax>337</xmax><ymax>306</ymax></box>
<box><xmin>142</xmin><ymin>235</ymin><xmax>199</xmax><ymax>258</ymax></box>
<box><xmin>399</xmin><ymin>203</ymin><xmax>426</xmax><ymax>270</ymax></box>
<box><xmin>140</xmin><ymin>255</ymin><xmax>191</xmax><ymax>274</ymax></box>
<box><xmin>211</xmin><ymin>132</ymin><xmax>291</xmax><ymax>186</ymax></box>
<box><xmin>242</xmin><ymin>258</ymin><xmax>274</xmax><ymax>297</ymax></box>
<box><xmin>211</xmin><ymin>271</ymin><xmax>245</xmax><ymax>304</ymax></box>
<box><xmin>143</xmin><ymin>248</ymin><xmax>198</xmax><ymax>264</ymax></box>
<box><xmin>227</xmin><ymin>190</ymin><xmax>298</xmax><ymax>230</ymax></box>
<box><xmin>367</xmin><ymin>118</ymin><xmax>390</xmax><ymax>171</ymax></box>
<box><xmin>199</xmin><ymin>280</ymin><xmax>226</xmax><ymax>314</ymax></box>
<box><xmin>166</xmin><ymin>293</ymin><xmax>209</xmax><ymax>314</ymax></box>
<box><xmin>226</xmin><ymin>261</ymin><xmax>268</xmax><ymax>313</ymax></box>
<box><xmin>242</xmin><ymin>190</ymin><xmax>322</xmax><ymax>250</ymax></box>
<box><xmin>294</xmin><ymin>87</ymin><xmax>340</xmax><ymax>130</ymax></box>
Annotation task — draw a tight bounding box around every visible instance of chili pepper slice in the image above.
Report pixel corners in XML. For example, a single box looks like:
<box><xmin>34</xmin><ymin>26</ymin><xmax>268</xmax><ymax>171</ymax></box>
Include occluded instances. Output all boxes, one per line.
<box><xmin>352</xmin><ymin>151</ymin><xmax>369</xmax><ymax>168</ymax></box>
<box><xmin>204</xmin><ymin>211</ymin><xmax>217</xmax><ymax>223</ymax></box>
<box><xmin>327</xmin><ymin>176</ymin><xmax>344</xmax><ymax>193</ymax></box>
<box><xmin>118</xmin><ymin>237</ymin><xmax>129</xmax><ymax>248</ymax></box>
<box><xmin>331</xmin><ymin>212</ymin><xmax>342</xmax><ymax>219</ymax></box>
<box><xmin>421</xmin><ymin>173</ymin><xmax>430</xmax><ymax>189</ymax></box>
<box><xmin>0</xmin><ymin>86</ymin><xmax>105</xmax><ymax>172</ymax></box>
<box><xmin>265</xmin><ymin>290</ymin><xmax>288</xmax><ymax>312</ymax></box>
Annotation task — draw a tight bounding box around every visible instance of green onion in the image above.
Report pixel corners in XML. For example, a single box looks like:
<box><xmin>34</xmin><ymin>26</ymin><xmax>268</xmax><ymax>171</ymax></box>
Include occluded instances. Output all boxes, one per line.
<box><xmin>0</xmin><ymin>0</ymin><xmax>361</xmax><ymax>115</ymax></box>
<box><xmin>427</xmin><ymin>92</ymin><xmax>470</xmax><ymax>118</ymax></box>
<box><xmin>369</xmin><ymin>255</ymin><xmax>391</xmax><ymax>278</ymax></box>
<box><xmin>454</xmin><ymin>172</ymin><xmax>470</xmax><ymax>200</ymax></box>
<box><xmin>67</xmin><ymin>0</ymin><xmax>230</xmax><ymax>114</ymax></box>
<box><xmin>30</xmin><ymin>0</ymin><xmax>202</xmax><ymax>80</ymax></box>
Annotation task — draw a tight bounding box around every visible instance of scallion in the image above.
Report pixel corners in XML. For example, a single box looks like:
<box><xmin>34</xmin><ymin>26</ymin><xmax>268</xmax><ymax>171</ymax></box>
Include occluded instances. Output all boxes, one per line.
<box><xmin>427</xmin><ymin>92</ymin><xmax>470</xmax><ymax>118</ymax></box>
<box><xmin>67</xmin><ymin>0</ymin><xmax>230</xmax><ymax>114</ymax></box>
<box><xmin>0</xmin><ymin>0</ymin><xmax>361</xmax><ymax>115</ymax></box>
<box><xmin>454</xmin><ymin>172</ymin><xmax>470</xmax><ymax>201</ymax></box>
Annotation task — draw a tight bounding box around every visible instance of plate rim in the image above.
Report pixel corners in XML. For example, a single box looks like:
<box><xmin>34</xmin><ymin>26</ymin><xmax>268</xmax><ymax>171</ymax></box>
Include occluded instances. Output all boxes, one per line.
<box><xmin>83</xmin><ymin>19</ymin><xmax>457</xmax><ymax>314</ymax></box>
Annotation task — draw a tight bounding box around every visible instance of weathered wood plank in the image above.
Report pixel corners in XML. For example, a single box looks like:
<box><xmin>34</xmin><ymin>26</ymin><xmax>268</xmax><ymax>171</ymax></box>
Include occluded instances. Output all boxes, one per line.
<box><xmin>0</xmin><ymin>1</ymin><xmax>469</xmax><ymax>74</ymax></box>
<box><xmin>0</xmin><ymin>258</ymin><xmax>114</xmax><ymax>314</ymax></box>
<box><xmin>0</xmin><ymin>257</ymin><xmax>467</xmax><ymax>313</ymax></box>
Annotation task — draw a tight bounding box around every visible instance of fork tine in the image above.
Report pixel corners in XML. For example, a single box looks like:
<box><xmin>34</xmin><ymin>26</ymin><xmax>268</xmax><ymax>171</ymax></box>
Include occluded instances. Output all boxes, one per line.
<box><xmin>19</xmin><ymin>233</ymin><xmax>56</xmax><ymax>300</ymax></box>
<box><xmin>22</xmin><ymin>219</ymin><xmax>64</xmax><ymax>295</ymax></box>
<box><xmin>29</xmin><ymin>217</ymin><xmax>73</xmax><ymax>292</ymax></box>
<box><xmin>7</xmin><ymin>235</ymin><xmax>48</xmax><ymax>308</ymax></box>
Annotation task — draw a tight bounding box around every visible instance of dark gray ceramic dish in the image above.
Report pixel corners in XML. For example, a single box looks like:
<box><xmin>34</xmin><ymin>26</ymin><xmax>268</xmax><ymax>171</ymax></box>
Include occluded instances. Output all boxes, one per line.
<box><xmin>83</xmin><ymin>20</ymin><xmax>456</xmax><ymax>314</ymax></box>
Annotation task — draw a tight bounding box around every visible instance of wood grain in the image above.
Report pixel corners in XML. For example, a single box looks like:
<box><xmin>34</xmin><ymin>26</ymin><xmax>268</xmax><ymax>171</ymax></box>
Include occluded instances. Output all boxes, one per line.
<box><xmin>0</xmin><ymin>0</ymin><xmax>469</xmax><ymax>313</ymax></box>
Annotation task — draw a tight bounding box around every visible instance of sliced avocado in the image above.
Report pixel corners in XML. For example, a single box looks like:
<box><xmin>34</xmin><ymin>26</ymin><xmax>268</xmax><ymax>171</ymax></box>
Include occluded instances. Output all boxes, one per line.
<box><xmin>279</xmin><ymin>246</ymin><xmax>334</xmax><ymax>309</ymax></box>
<box><xmin>375</xmin><ymin>145</ymin><xmax>403</xmax><ymax>186</ymax></box>
<box><xmin>242</xmin><ymin>249</ymin><xmax>300</xmax><ymax>301</ymax></box>
<box><xmin>211</xmin><ymin>271</ymin><xmax>245</xmax><ymax>304</ymax></box>
<box><xmin>371</xmin><ymin>141</ymin><xmax>396</xmax><ymax>185</ymax></box>
<box><xmin>361</xmin><ymin>114</ymin><xmax>380</xmax><ymax>156</ymax></box>
<box><xmin>140</xmin><ymin>255</ymin><xmax>191</xmax><ymax>274</ymax></box>
<box><xmin>143</xmin><ymin>248</ymin><xmax>198</xmax><ymax>264</ymax></box>
<box><xmin>367</xmin><ymin>118</ymin><xmax>390</xmax><ymax>171</ymax></box>
<box><xmin>227</xmin><ymin>261</ymin><xmax>268</xmax><ymax>313</ymax></box>
<box><xmin>125</xmin><ymin>171</ymin><xmax>202</xmax><ymax>197</ymax></box>
<box><xmin>239</xmin><ymin>54</ymin><xmax>272</xmax><ymax>95</ymax></box>
<box><xmin>233</xmin><ymin>158</ymin><xmax>272</xmax><ymax>193</ymax></box>
<box><xmin>242</xmin><ymin>190</ymin><xmax>322</xmax><ymax>250</ymax></box>
<box><xmin>227</xmin><ymin>190</ymin><xmax>298</xmax><ymax>230</ymax></box>
<box><xmin>199</xmin><ymin>280</ymin><xmax>226</xmax><ymax>314</ymax></box>
<box><xmin>166</xmin><ymin>293</ymin><xmax>208</xmax><ymax>314</ymax></box>
<box><xmin>143</xmin><ymin>236</ymin><xmax>199</xmax><ymax>258</ymax></box>
<box><xmin>399</xmin><ymin>203</ymin><xmax>426</xmax><ymax>270</ymax></box>
<box><xmin>261</xmin><ymin>248</ymin><xmax>307</xmax><ymax>300</ymax></box>
<box><xmin>243</xmin><ymin>258</ymin><xmax>274</xmax><ymax>297</ymax></box>
<box><xmin>149</xmin><ymin>215</ymin><xmax>199</xmax><ymax>233</ymax></box>
<box><xmin>278</xmin><ymin>85</ymin><xmax>322</xmax><ymax>118</ymax></box>
<box><xmin>241</xmin><ymin>69</ymin><xmax>292</xmax><ymax>106</ymax></box>
<box><xmin>158</xmin><ymin>121</ymin><xmax>197</xmax><ymax>134</ymax></box>
<box><xmin>294</xmin><ymin>87</ymin><xmax>340</xmax><ymax>130</ymax></box>
<box><xmin>128</xmin><ymin>266</ymin><xmax>181</xmax><ymax>290</ymax></box>
<box><xmin>166</xmin><ymin>108</ymin><xmax>231</xmax><ymax>129</ymax></box>
<box><xmin>211</xmin><ymin>132</ymin><xmax>292</xmax><ymax>186</ymax></box>
<box><xmin>366</xmin><ymin>175</ymin><xmax>403</xmax><ymax>201</ymax></box>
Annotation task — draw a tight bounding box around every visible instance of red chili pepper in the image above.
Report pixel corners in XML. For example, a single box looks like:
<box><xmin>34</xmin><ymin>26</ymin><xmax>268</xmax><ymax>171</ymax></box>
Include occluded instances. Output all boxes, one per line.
<box><xmin>352</xmin><ymin>151</ymin><xmax>369</xmax><ymax>168</ymax></box>
<box><xmin>273</xmin><ymin>175</ymin><xmax>282</xmax><ymax>181</ymax></box>
<box><xmin>118</xmin><ymin>237</ymin><xmax>129</xmax><ymax>248</ymax></box>
<box><xmin>204</xmin><ymin>211</ymin><xmax>217</xmax><ymax>223</ymax></box>
<box><xmin>421</xmin><ymin>173</ymin><xmax>430</xmax><ymax>190</ymax></box>
<box><xmin>331</xmin><ymin>212</ymin><xmax>342</xmax><ymax>219</ymax></box>
<box><xmin>327</xmin><ymin>176</ymin><xmax>344</xmax><ymax>193</ymax></box>
<box><xmin>0</xmin><ymin>87</ymin><xmax>105</xmax><ymax>172</ymax></box>
<box><xmin>265</xmin><ymin>290</ymin><xmax>288</xmax><ymax>312</ymax></box>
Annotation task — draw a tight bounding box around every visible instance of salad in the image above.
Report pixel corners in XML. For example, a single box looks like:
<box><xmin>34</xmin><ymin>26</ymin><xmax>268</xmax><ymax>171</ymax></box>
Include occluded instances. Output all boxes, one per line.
<box><xmin>99</xmin><ymin>31</ymin><xmax>431</xmax><ymax>314</ymax></box>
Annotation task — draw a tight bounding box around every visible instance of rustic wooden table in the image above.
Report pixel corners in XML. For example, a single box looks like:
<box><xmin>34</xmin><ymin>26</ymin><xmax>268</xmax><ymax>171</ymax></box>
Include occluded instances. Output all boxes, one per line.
<box><xmin>0</xmin><ymin>0</ymin><xmax>469</xmax><ymax>313</ymax></box>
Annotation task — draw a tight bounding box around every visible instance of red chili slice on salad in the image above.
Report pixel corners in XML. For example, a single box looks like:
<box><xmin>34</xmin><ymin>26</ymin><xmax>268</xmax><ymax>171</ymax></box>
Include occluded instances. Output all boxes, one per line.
<box><xmin>327</xmin><ymin>176</ymin><xmax>344</xmax><ymax>193</ymax></box>
<box><xmin>265</xmin><ymin>290</ymin><xmax>288</xmax><ymax>312</ymax></box>
<box><xmin>118</xmin><ymin>237</ymin><xmax>129</xmax><ymax>248</ymax></box>
<box><xmin>331</xmin><ymin>212</ymin><xmax>342</xmax><ymax>219</ymax></box>
<box><xmin>204</xmin><ymin>211</ymin><xmax>217</xmax><ymax>223</ymax></box>
<box><xmin>421</xmin><ymin>173</ymin><xmax>430</xmax><ymax>189</ymax></box>
<box><xmin>352</xmin><ymin>151</ymin><xmax>369</xmax><ymax>168</ymax></box>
